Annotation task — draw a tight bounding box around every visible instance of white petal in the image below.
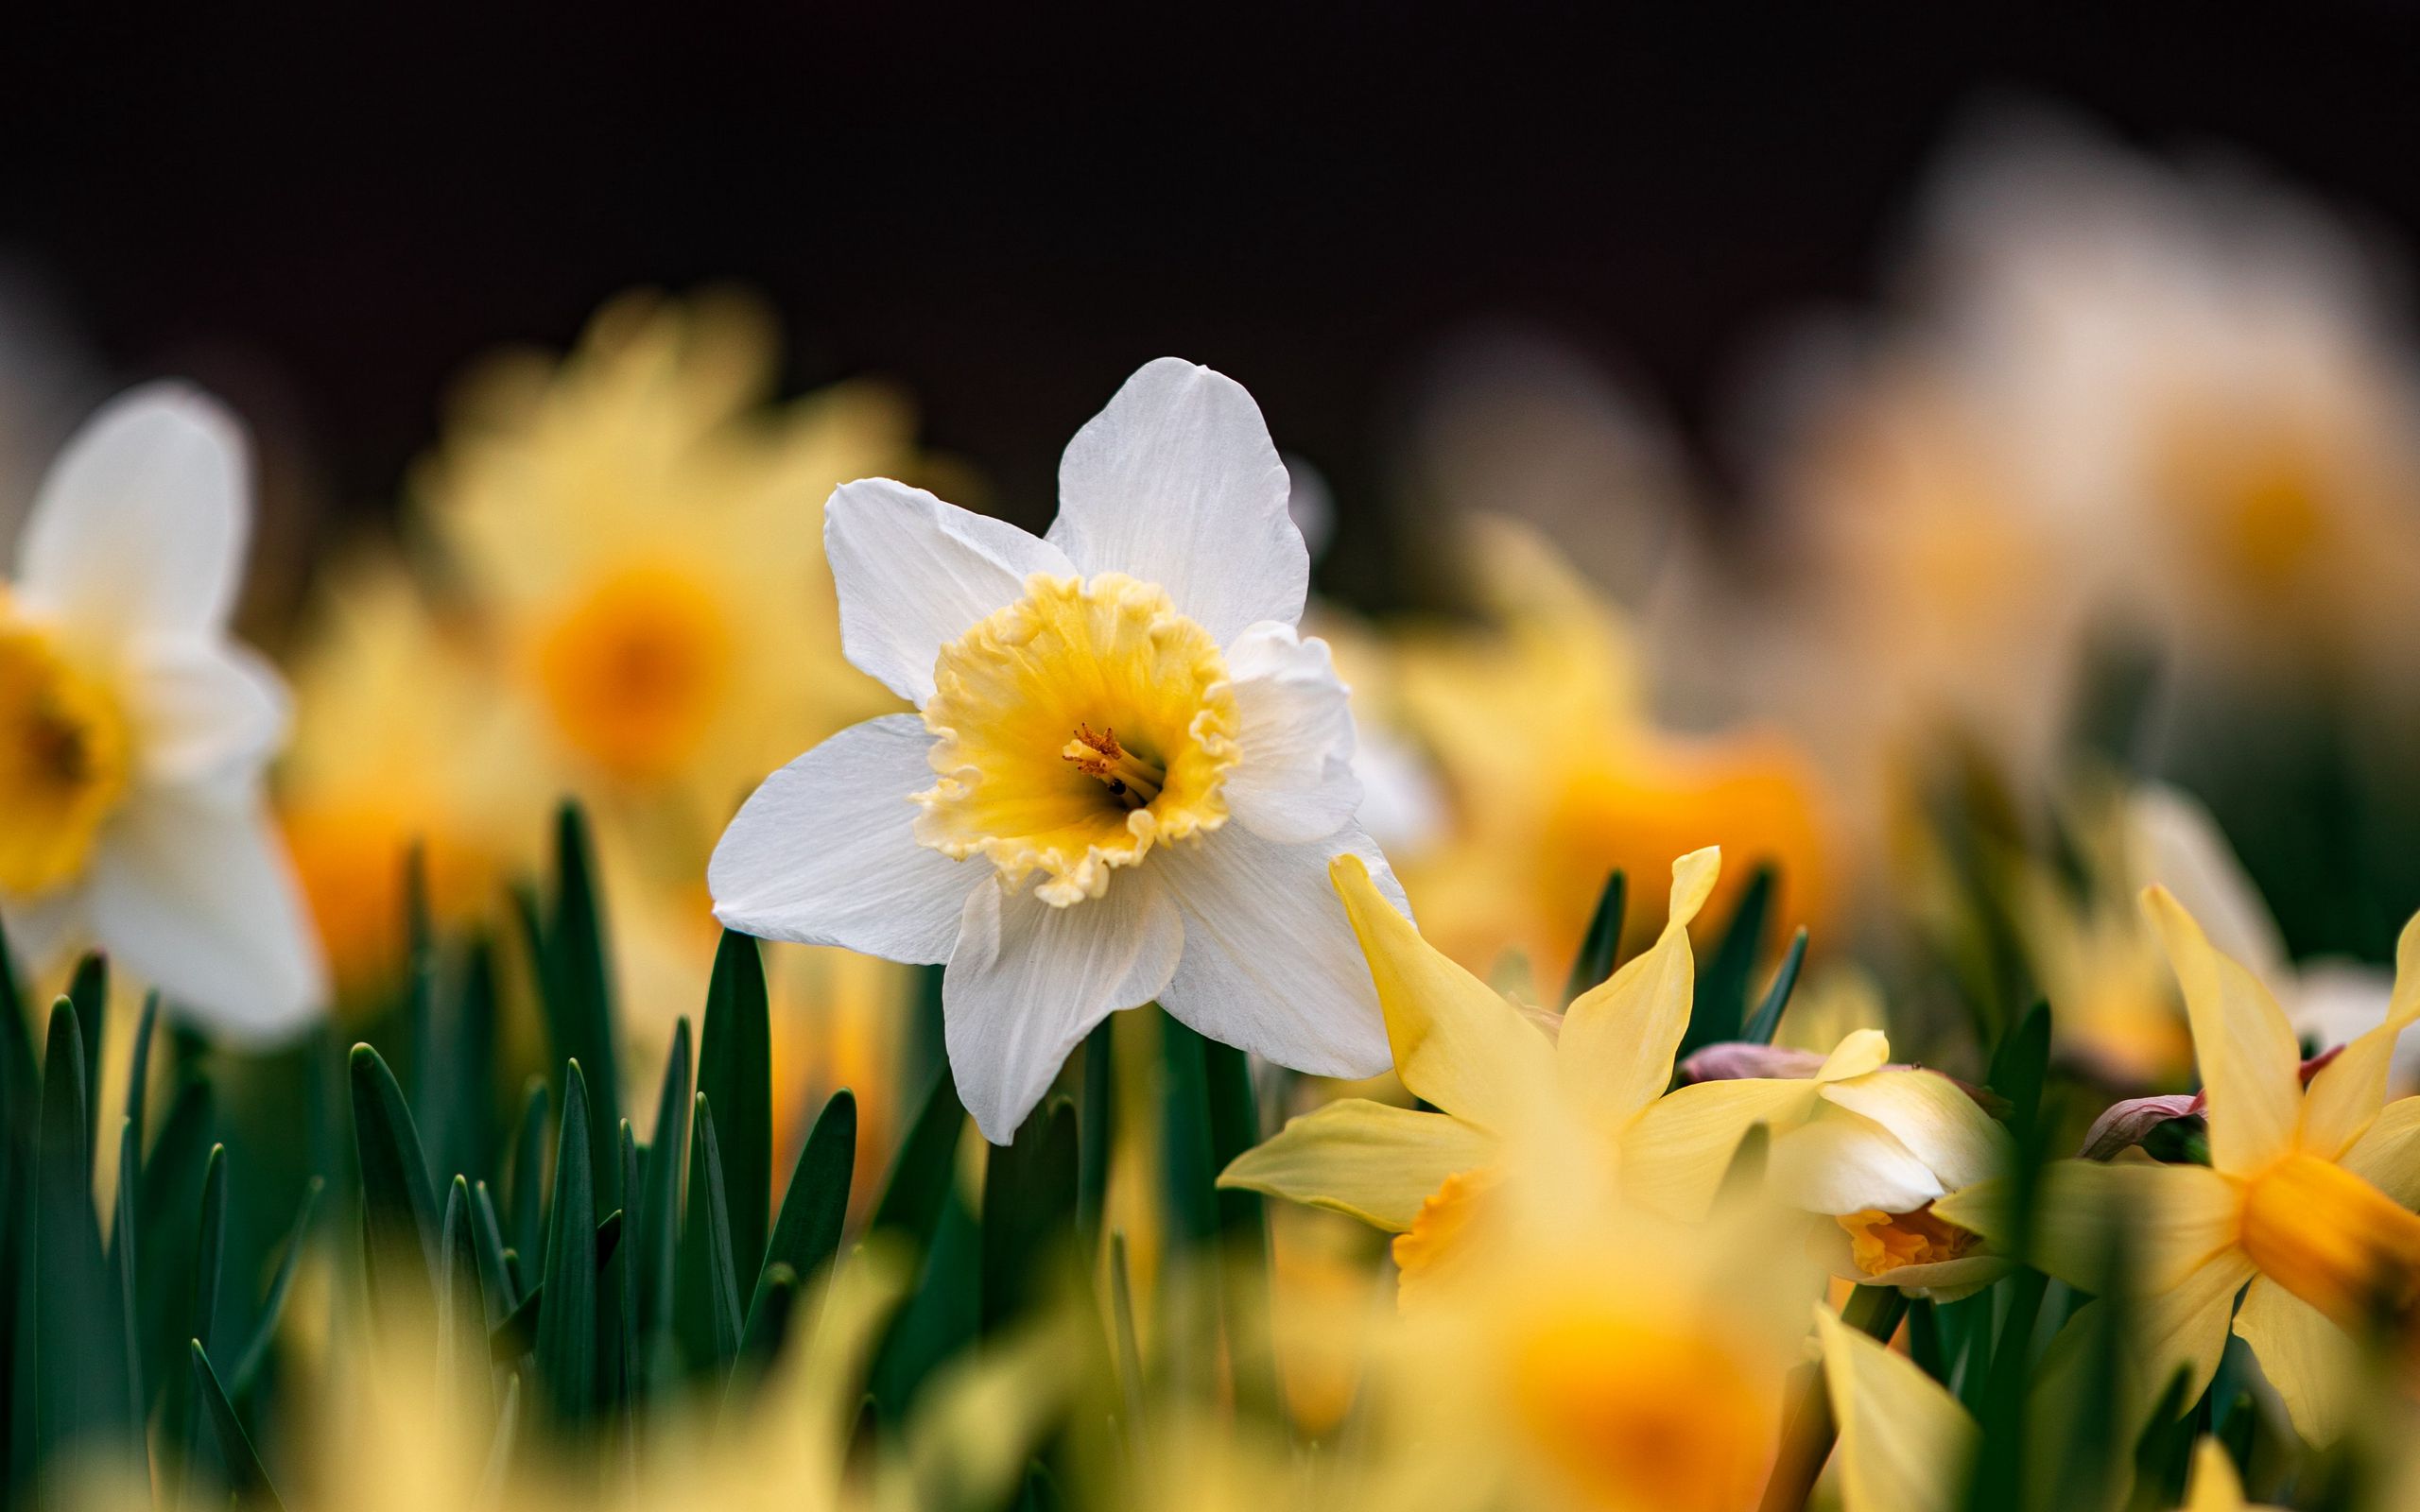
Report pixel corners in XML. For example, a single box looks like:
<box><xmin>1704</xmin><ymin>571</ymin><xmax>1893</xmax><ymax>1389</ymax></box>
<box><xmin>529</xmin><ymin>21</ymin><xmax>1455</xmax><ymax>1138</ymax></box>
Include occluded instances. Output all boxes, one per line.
<box><xmin>1220</xmin><ymin>622</ymin><xmax>1360</xmax><ymax>844</ymax></box>
<box><xmin>15</xmin><ymin>383</ymin><xmax>250</xmax><ymax>644</ymax></box>
<box><xmin>1049</xmin><ymin>358</ymin><xmax>1306</xmax><ymax>644</ymax></box>
<box><xmin>1153</xmin><ymin>820</ymin><xmax>1396</xmax><ymax>1078</ymax></box>
<box><xmin>1768</xmin><ymin>1108</ymin><xmax>1945</xmax><ymax>1216</ymax></box>
<box><xmin>2130</xmin><ymin>782</ymin><xmax>2291</xmax><ymax>990</ymax></box>
<box><xmin>946</xmin><ymin>873</ymin><xmax>1183</xmax><ymax>1143</ymax></box>
<box><xmin>1349</xmin><ymin>725</ymin><xmax>1448</xmax><ymax>853</ymax></box>
<box><xmin>709</xmin><ymin>715</ymin><xmax>979</xmax><ymax>965</ymax></box>
<box><xmin>0</xmin><ymin>890</ymin><xmax>85</xmax><ymax>980</ymax></box>
<box><xmin>84</xmin><ymin>790</ymin><xmax>324</xmax><ymax>1040</ymax></box>
<box><xmin>125</xmin><ymin>639</ymin><xmax>289</xmax><ymax>800</ymax></box>
<box><xmin>825</xmin><ymin>478</ymin><xmax>1073</xmax><ymax>704</ymax></box>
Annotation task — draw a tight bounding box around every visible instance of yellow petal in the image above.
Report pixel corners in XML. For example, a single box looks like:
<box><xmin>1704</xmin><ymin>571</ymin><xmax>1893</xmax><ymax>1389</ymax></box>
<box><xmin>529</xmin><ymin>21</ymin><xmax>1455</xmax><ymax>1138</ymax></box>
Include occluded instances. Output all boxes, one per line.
<box><xmin>2139</xmin><ymin>1250</ymin><xmax>2262</xmax><ymax>1412</ymax></box>
<box><xmin>2183</xmin><ymin>1438</ymin><xmax>2250</xmax><ymax>1512</ymax></box>
<box><xmin>2298</xmin><ymin>909</ymin><xmax>2420</xmax><ymax>1160</ymax></box>
<box><xmin>1934</xmin><ymin>1160</ymin><xmax>2242</xmax><ymax>1294</ymax></box>
<box><xmin>1815</xmin><ymin>1306</ymin><xmax>1975</xmax><ymax>1512</ymax></box>
<box><xmin>1557</xmin><ymin>847</ymin><xmax>1720</xmax><ymax>1125</ymax></box>
<box><xmin>2338</xmin><ymin>1095</ymin><xmax>2420</xmax><ymax>1207</ymax></box>
<box><xmin>2145</xmin><ymin>885</ymin><xmax>2302</xmax><ymax>1177</ymax></box>
<box><xmin>1619</xmin><ymin>1076</ymin><xmax>1821</xmax><ymax>1221</ymax></box>
<box><xmin>1332</xmin><ymin>854</ymin><xmax>1558</xmax><ymax>1134</ymax></box>
<box><xmin>1217</xmin><ymin>1099</ymin><xmax>1494</xmax><ymax>1233</ymax></box>
<box><xmin>1818</xmin><ymin>1069</ymin><xmax>2014</xmax><ymax>1193</ymax></box>
<box><xmin>2230</xmin><ymin>1277</ymin><xmax>2356</xmax><ymax>1448</ymax></box>
<box><xmin>1816</xmin><ymin>1028</ymin><xmax>1893</xmax><ymax>1082</ymax></box>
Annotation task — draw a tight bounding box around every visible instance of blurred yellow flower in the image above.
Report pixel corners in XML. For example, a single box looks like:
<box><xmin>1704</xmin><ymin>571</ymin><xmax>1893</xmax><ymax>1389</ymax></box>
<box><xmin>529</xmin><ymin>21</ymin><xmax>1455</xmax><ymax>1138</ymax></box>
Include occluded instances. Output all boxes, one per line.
<box><xmin>1387</xmin><ymin>516</ymin><xmax>1832</xmax><ymax>976</ymax></box>
<box><xmin>413</xmin><ymin>287</ymin><xmax>913</xmax><ymax>869</ymax></box>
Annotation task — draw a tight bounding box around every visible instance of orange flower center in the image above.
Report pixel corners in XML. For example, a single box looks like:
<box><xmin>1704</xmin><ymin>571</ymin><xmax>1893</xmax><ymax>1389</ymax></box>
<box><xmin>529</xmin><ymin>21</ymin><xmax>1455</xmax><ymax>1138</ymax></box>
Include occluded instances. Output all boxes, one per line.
<box><xmin>0</xmin><ymin>607</ymin><xmax>130</xmax><ymax>897</ymax></box>
<box><xmin>1837</xmin><ymin>1202</ymin><xmax>1982</xmax><ymax>1277</ymax></box>
<box><xmin>536</xmin><ymin>566</ymin><xmax>734</xmax><ymax>783</ymax></box>
<box><xmin>2240</xmin><ymin>1153</ymin><xmax>2420</xmax><ymax>1333</ymax></box>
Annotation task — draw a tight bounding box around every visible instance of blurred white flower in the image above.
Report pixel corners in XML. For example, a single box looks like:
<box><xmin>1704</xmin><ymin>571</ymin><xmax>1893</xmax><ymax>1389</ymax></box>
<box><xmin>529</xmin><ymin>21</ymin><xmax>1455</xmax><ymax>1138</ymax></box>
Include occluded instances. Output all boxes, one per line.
<box><xmin>711</xmin><ymin>358</ymin><xmax>1402</xmax><ymax>1141</ymax></box>
<box><xmin>1</xmin><ymin>384</ymin><xmax>324</xmax><ymax>1036</ymax></box>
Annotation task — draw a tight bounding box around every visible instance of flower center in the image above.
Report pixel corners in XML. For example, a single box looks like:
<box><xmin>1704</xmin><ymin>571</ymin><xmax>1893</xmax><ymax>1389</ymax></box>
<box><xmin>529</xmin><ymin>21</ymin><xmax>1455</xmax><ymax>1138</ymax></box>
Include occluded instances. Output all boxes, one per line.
<box><xmin>536</xmin><ymin>566</ymin><xmax>733</xmax><ymax>783</ymax></box>
<box><xmin>1837</xmin><ymin>1202</ymin><xmax>1982</xmax><ymax>1277</ymax></box>
<box><xmin>2240</xmin><ymin>1153</ymin><xmax>2420</xmax><ymax>1333</ymax></box>
<box><xmin>915</xmin><ymin>573</ymin><xmax>1236</xmax><ymax>907</ymax></box>
<box><xmin>0</xmin><ymin>605</ymin><xmax>130</xmax><ymax>897</ymax></box>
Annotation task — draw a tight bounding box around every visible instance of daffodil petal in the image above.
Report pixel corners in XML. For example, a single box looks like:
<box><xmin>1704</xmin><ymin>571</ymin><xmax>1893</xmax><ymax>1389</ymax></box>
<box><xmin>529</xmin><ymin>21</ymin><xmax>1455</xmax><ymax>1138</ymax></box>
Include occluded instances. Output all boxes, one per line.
<box><xmin>126</xmin><ymin>639</ymin><xmax>288</xmax><ymax>799</ymax></box>
<box><xmin>1816</xmin><ymin>1306</ymin><xmax>1975</xmax><ymax>1512</ymax></box>
<box><xmin>1049</xmin><ymin>358</ymin><xmax>1306</xmax><ymax>645</ymax></box>
<box><xmin>944</xmin><ymin>870</ymin><xmax>1183</xmax><ymax>1143</ymax></box>
<box><xmin>1218</xmin><ymin>622</ymin><xmax>1361</xmax><ymax>846</ymax></box>
<box><xmin>1619</xmin><ymin>1076</ymin><xmax>1822</xmax><ymax>1221</ymax></box>
<box><xmin>2137</xmin><ymin>1250</ymin><xmax>2262</xmax><ymax>1411</ymax></box>
<box><xmin>1935</xmin><ymin>1160</ymin><xmax>2242</xmax><ymax>1294</ymax></box>
<box><xmin>2183</xmin><ymin>1437</ymin><xmax>2253</xmax><ymax>1512</ymax></box>
<box><xmin>16</xmin><ymin>383</ymin><xmax>248</xmax><ymax>644</ymax></box>
<box><xmin>1817</xmin><ymin>1028</ymin><xmax>1893</xmax><ymax>1082</ymax></box>
<box><xmin>1157</xmin><ymin>822</ymin><xmax>1394</xmax><ymax>1079</ymax></box>
<box><xmin>1331</xmin><ymin>851</ymin><xmax>1556</xmax><ymax>1134</ymax></box>
<box><xmin>2232</xmin><ymin>1276</ymin><xmax>2356</xmax><ymax>1448</ymax></box>
<box><xmin>2145</xmin><ymin>885</ymin><xmax>2303</xmax><ymax>1177</ymax></box>
<box><xmin>1818</xmin><ymin>1069</ymin><xmax>2012</xmax><ymax>1193</ymax></box>
<box><xmin>85</xmin><ymin>789</ymin><xmax>322</xmax><ymax>1040</ymax></box>
<box><xmin>1557</xmin><ymin>847</ymin><xmax>1720</xmax><ymax>1125</ymax></box>
<box><xmin>824</xmin><ymin>477</ymin><xmax>1075</xmax><ymax>704</ymax></box>
<box><xmin>2298</xmin><ymin>909</ymin><xmax>2420</xmax><ymax>1160</ymax></box>
<box><xmin>1217</xmin><ymin>1099</ymin><xmax>1491</xmax><ymax>1232</ymax></box>
<box><xmin>1769</xmin><ymin>1109</ymin><xmax>1944</xmax><ymax>1215</ymax></box>
<box><xmin>2334</xmin><ymin>1095</ymin><xmax>2420</xmax><ymax>1207</ymax></box>
<box><xmin>710</xmin><ymin>715</ymin><xmax>982</xmax><ymax>966</ymax></box>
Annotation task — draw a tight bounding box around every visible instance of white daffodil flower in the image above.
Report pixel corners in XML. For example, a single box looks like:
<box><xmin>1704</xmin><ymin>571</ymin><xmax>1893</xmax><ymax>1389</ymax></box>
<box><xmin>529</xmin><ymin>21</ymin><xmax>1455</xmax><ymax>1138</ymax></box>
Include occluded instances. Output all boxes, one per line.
<box><xmin>1</xmin><ymin>384</ymin><xmax>323</xmax><ymax>1037</ymax></box>
<box><xmin>711</xmin><ymin>358</ymin><xmax>1402</xmax><ymax>1141</ymax></box>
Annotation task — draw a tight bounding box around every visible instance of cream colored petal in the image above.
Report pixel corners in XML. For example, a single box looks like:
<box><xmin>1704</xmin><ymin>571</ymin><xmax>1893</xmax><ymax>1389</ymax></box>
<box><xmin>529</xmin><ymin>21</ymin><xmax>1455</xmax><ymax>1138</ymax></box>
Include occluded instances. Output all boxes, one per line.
<box><xmin>1618</xmin><ymin>1076</ymin><xmax>1821</xmax><ymax>1221</ymax></box>
<box><xmin>1815</xmin><ymin>1306</ymin><xmax>1975</xmax><ymax>1512</ymax></box>
<box><xmin>1819</xmin><ymin>1068</ymin><xmax>2014</xmax><ymax>1192</ymax></box>
<box><xmin>1556</xmin><ymin>846</ymin><xmax>1720</xmax><ymax>1125</ymax></box>
<box><xmin>1331</xmin><ymin>853</ymin><xmax>1556</xmax><ymax>1134</ymax></box>
<box><xmin>1934</xmin><ymin>1160</ymin><xmax>2242</xmax><ymax>1294</ymax></box>
<box><xmin>2337</xmin><ymin>1095</ymin><xmax>2420</xmax><ymax>1208</ymax></box>
<box><xmin>1770</xmin><ymin>1109</ymin><xmax>1943</xmax><ymax>1215</ymax></box>
<box><xmin>2145</xmin><ymin>885</ymin><xmax>2303</xmax><ymax>1177</ymax></box>
<box><xmin>2231</xmin><ymin>1276</ymin><xmax>2357</xmax><ymax>1448</ymax></box>
<box><xmin>2298</xmin><ymin>909</ymin><xmax>2420</xmax><ymax>1160</ymax></box>
<box><xmin>1216</xmin><ymin>1099</ymin><xmax>1492</xmax><ymax>1233</ymax></box>
<box><xmin>1816</xmin><ymin>1028</ymin><xmax>1893</xmax><ymax>1082</ymax></box>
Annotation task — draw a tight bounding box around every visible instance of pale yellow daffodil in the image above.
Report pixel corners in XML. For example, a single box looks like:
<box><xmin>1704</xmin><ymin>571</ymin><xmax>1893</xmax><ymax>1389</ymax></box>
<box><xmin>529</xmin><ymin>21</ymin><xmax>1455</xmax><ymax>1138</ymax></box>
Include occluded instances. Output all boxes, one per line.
<box><xmin>1941</xmin><ymin>886</ymin><xmax>2420</xmax><ymax>1445</ymax></box>
<box><xmin>1219</xmin><ymin>847</ymin><xmax>1722</xmax><ymax>1292</ymax></box>
<box><xmin>1625</xmin><ymin>1029</ymin><xmax>2014</xmax><ymax>1298</ymax></box>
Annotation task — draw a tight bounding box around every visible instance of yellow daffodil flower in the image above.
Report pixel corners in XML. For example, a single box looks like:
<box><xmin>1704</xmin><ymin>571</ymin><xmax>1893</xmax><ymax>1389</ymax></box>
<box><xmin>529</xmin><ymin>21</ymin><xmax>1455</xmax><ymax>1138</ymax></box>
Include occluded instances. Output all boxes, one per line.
<box><xmin>1385</xmin><ymin>516</ymin><xmax>1832</xmax><ymax>976</ymax></box>
<box><xmin>1624</xmin><ymin>1029</ymin><xmax>2014</xmax><ymax>1299</ymax></box>
<box><xmin>1941</xmin><ymin>886</ymin><xmax>2420</xmax><ymax>1445</ymax></box>
<box><xmin>1</xmin><ymin>384</ymin><xmax>321</xmax><ymax>1033</ymax></box>
<box><xmin>1219</xmin><ymin>847</ymin><xmax>1720</xmax><ymax>1295</ymax></box>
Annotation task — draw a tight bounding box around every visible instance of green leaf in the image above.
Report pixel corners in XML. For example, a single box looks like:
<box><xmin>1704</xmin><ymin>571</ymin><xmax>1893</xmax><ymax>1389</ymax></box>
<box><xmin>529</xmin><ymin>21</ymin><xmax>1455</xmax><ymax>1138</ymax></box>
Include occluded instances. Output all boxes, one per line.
<box><xmin>869</xmin><ymin>1066</ymin><xmax>964</xmax><ymax>1251</ymax></box>
<box><xmin>1680</xmin><ymin>863</ymin><xmax>1776</xmax><ymax>1057</ymax></box>
<box><xmin>106</xmin><ymin>1119</ymin><xmax>142</xmax><ymax>1428</ymax></box>
<box><xmin>535</xmin><ymin>1060</ymin><xmax>598</xmax><ymax>1428</ymax></box>
<box><xmin>1203</xmin><ymin>1038</ymin><xmax>1277</xmax><ymax>1416</ymax></box>
<box><xmin>677</xmin><ymin>1093</ymin><xmax>744</xmax><ymax>1377</ymax></box>
<box><xmin>1987</xmin><ymin>1001</ymin><xmax>2053</xmax><ymax>1135</ymax></box>
<box><xmin>469</xmin><ymin>1179</ymin><xmax>519</xmax><ymax>1319</ymax></box>
<box><xmin>440</xmin><ymin>1177</ymin><xmax>493</xmax><ymax>1422</ymax></box>
<box><xmin>350</xmin><ymin>1043</ymin><xmax>441</xmax><ymax>1320</ymax></box>
<box><xmin>135</xmin><ymin>1075</ymin><xmax>213</xmax><ymax>1415</ymax></box>
<box><xmin>1156</xmin><ymin>1013</ymin><xmax>1219</xmax><ymax>1250</ymax></box>
<box><xmin>699</xmin><ymin>930</ymin><xmax>771</xmax><ymax>1283</ymax></box>
<box><xmin>483</xmin><ymin>1211</ymin><xmax>621</xmax><ymax>1365</ymax></box>
<box><xmin>735</xmin><ymin>1262</ymin><xmax>799</xmax><ymax>1371</ymax></box>
<box><xmin>1738</xmin><ymin>927</ymin><xmax>1810</xmax><ymax>1047</ymax></box>
<box><xmin>540</xmin><ymin>804</ymin><xmax>622</xmax><ymax>1211</ymax></box>
<box><xmin>632</xmin><ymin>1018</ymin><xmax>691</xmax><ymax>1391</ymax></box>
<box><xmin>229</xmin><ymin>1177</ymin><xmax>322</xmax><ymax>1399</ymax></box>
<box><xmin>868</xmin><ymin>1192</ymin><xmax>979</xmax><ymax>1424</ymax></box>
<box><xmin>981</xmin><ymin>1097</ymin><xmax>1078</xmax><ymax>1333</ymax></box>
<box><xmin>122</xmin><ymin>992</ymin><xmax>158</xmax><ymax>1156</ymax></box>
<box><xmin>190</xmin><ymin>1340</ymin><xmax>287</xmax><ymax>1511</ymax></box>
<box><xmin>751</xmin><ymin>1089</ymin><xmax>854</xmax><ymax>1352</ymax></box>
<box><xmin>66</xmin><ymin>955</ymin><xmax>105</xmax><ymax>1157</ymax></box>
<box><xmin>1561</xmin><ymin>868</ymin><xmax>1628</xmax><ymax>1005</ymax></box>
<box><xmin>506</xmin><ymin>1076</ymin><xmax>551</xmax><ymax>1297</ymax></box>
<box><xmin>1107</xmin><ymin>1233</ymin><xmax>1145</xmax><ymax>1447</ymax></box>
<box><xmin>35</xmin><ymin>998</ymin><xmax>134</xmax><ymax>1467</ymax></box>
<box><xmin>1076</xmin><ymin>1018</ymin><xmax>1114</xmax><ymax>1251</ymax></box>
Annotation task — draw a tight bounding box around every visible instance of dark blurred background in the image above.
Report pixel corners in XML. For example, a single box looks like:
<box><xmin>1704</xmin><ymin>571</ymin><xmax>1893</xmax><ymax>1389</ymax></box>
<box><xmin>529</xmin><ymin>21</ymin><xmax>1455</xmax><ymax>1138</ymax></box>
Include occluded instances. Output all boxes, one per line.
<box><xmin>9</xmin><ymin>3</ymin><xmax>2420</xmax><ymax>607</ymax></box>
